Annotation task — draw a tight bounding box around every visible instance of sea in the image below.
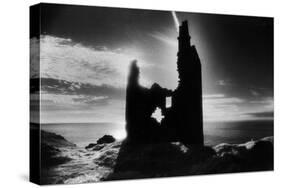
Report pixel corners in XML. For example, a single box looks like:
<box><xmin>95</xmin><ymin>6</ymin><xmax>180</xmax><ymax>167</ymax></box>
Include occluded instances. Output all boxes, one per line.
<box><xmin>41</xmin><ymin>120</ymin><xmax>273</xmax><ymax>147</ymax></box>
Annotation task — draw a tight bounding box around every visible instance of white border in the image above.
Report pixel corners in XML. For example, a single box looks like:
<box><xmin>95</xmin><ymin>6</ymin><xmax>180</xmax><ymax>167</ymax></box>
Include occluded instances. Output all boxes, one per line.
<box><xmin>0</xmin><ymin>0</ymin><xmax>279</xmax><ymax>187</ymax></box>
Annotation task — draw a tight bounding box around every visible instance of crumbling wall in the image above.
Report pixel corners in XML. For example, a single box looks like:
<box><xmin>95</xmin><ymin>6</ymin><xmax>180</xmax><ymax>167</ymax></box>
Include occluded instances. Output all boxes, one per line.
<box><xmin>125</xmin><ymin>61</ymin><xmax>172</xmax><ymax>143</ymax></box>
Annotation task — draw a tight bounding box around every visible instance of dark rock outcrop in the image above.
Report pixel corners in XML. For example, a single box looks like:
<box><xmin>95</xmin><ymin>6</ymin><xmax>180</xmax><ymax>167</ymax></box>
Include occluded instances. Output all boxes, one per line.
<box><xmin>41</xmin><ymin>130</ymin><xmax>76</xmax><ymax>148</ymax></box>
<box><xmin>41</xmin><ymin>130</ymin><xmax>75</xmax><ymax>167</ymax></box>
<box><xmin>85</xmin><ymin>135</ymin><xmax>116</xmax><ymax>151</ymax></box>
<box><xmin>105</xmin><ymin>137</ymin><xmax>273</xmax><ymax>180</ymax></box>
<box><xmin>41</xmin><ymin>143</ymin><xmax>72</xmax><ymax>167</ymax></box>
<box><xmin>97</xmin><ymin>135</ymin><xmax>116</xmax><ymax>144</ymax></box>
<box><xmin>85</xmin><ymin>143</ymin><xmax>97</xmax><ymax>149</ymax></box>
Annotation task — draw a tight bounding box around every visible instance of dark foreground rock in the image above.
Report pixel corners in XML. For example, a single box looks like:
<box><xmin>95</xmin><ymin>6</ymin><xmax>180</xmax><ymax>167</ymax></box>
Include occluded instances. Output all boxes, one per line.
<box><xmin>97</xmin><ymin>135</ymin><xmax>116</xmax><ymax>144</ymax></box>
<box><xmin>41</xmin><ymin>130</ymin><xmax>76</xmax><ymax>148</ymax></box>
<box><xmin>85</xmin><ymin>143</ymin><xmax>97</xmax><ymax>149</ymax></box>
<box><xmin>85</xmin><ymin>135</ymin><xmax>116</xmax><ymax>150</ymax></box>
<box><xmin>41</xmin><ymin>130</ymin><xmax>76</xmax><ymax>167</ymax></box>
<box><xmin>41</xmin><ymin>143</ymin><xmax>72</xmax><ymax>167</ymax></box>
<box><xmin>104</xmin><ymin>136</ymin><xmax>273</xmax><ymax>180</ymax></box>
<box><xmin>39</xmin><ymin>132</ymin><xmax>273</xmax><ymax>184</ymax></box>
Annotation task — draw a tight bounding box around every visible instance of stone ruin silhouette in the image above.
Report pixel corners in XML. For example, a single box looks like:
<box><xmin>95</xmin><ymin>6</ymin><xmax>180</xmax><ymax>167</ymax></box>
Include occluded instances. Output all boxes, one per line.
<box><xmin>125</xmin><ymin>20</ymin><xmax>204</xmax><ymax>146</ymax></box>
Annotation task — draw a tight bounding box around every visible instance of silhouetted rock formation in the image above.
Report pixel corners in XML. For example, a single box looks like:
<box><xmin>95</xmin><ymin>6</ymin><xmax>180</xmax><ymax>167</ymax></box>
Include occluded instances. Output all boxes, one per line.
<box><xmin>40</xmin><ymin>130</ymin><xmax>75</xmax><ymax>168</ymax></box>
<box><xmin>106</xmin><ymin>137</ymin><xmax>273</xmax><ymax>181</ymax></box>
<box><xmin>97</xmin><ymin>135</ymin><xmax>116</xmax><ymax>144</ymax></box>
<box><xmin>85</xmin><ymin>135</ymin><xmax>116</xmax><ymax>150</ymax></box>
<box><xmin>85</xmin><ymin>143</ymin><xmax>97</xmax><ymax>150</ymax></box>
<box><xmin>125</xmin><ymin>20</ymin><xmax>203</xmax><ymax>145</ymax></box>
<box><xmin>41</xmin><ymin>130</ymin><xmax>76</xmax><ymax>148</ymax></box>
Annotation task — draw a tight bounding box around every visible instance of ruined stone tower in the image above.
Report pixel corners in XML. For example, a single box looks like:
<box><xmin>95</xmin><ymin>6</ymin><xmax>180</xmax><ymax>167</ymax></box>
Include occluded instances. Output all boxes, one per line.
<box><xmin>125</xmin><ymin>20</ymin><xmax>204</xmax><ymax>145</ymax></box>
<box><xmin>171</xmin><ymin>20</ymin><xmax>204</xmax><ymax>145</ymax></box>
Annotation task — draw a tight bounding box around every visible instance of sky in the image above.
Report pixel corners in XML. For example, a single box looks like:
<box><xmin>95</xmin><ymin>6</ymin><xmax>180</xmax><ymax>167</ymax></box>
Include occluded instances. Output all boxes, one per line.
<box><xmin>30</xmin><ymin>3</ymin><xmax>273</xmax><ymax>123</ymax></box>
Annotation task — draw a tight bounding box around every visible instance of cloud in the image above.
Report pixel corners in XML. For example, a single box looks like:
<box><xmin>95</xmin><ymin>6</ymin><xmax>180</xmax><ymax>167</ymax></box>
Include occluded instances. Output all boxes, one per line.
<box><xmin>204</xmin><ymin>96</ymin><xmax>244</xmax><ymax>106</ymax></box>
<box><xmin>31</xmin><ymin>35</ymin><xmax>148</xmax><ymax>88</ymax></box>
<box><xmin>72</xmin><ymin>96</ymin><xmax>109</xmax><ymax>105</ymax></box>
<box><xmin>249</xmin><ymin>97</ymin><xmax>274</xmax><ymax>111</ymax></box>
<box><xmin>246</xmin><ymin>111</ymin><xmax>273</xmax><ymax>119</ymax></box>
<box><xmin>39</xmin><ymin>94</ymin><xmax>125</xmax><ymax>123</ymax></box>
<box><xmin>203</xmin><ymin>93</ymin><xmax>274</xmax><ymax>122</ymax></box>
<box><xmin>39</xmin><ymin>78</ymin><xmax>125</xmax><ymax>99</ymax></box>
<box><xmin>36</xmin><ymin>79</ymin><xmax>126</xmax><ymax>123</ymax></box>
<box><xmin>31</xmin><ymin>35</ymin><xmax>273</xmax><ymax>123</ymax></box>
<box><xmin>250</xmin><ymin>89</ymin><xmax>260</xmax><ymax>96</ymax></box>
<box><xmin>203</xmin><ymin>95</ymin><xmax>241</xmax><ymax>122</ymax></box>
<box><xmin>40</xmin><ymin>93</ymin><xmax>110</xmax><ymax>110</ymax></box>
<box><xmin>30</xmin><ymin>35</ymin><xmax>147</xmax><ymax>123</ymax></box>
<box><xmin>46</xmin><ymin>93</ymin><xmax>108</xmax><ymax>105</ymax></box>
<box><xmin>203</xmin><ymin>94</ymin><xmax>225</xmax><ymax>99</ymax></box>
<box><xmin>149</xmin><ymin>32</ymin><xmax>177</xmax><ymax>47</ymax></box>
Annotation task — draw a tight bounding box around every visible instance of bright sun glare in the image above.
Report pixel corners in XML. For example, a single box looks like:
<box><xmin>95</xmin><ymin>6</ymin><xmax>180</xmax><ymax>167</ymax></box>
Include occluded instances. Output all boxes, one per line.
<box><xmin>113</xmin><ymin>128</ymin><xmax>127</xmax><ymax>140</ymax></box>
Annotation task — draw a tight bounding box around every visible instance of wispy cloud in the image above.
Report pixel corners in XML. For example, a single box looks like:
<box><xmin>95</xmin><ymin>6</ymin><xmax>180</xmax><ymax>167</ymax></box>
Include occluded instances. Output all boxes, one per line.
<box><xmin>32</xmin><ymin>91</ymin><xmax>121</xmax><ymax>124</ymax></box>
<box><xmin>39</xmin><ymin>93</ymin><xmax>125</xmax><ymax>123</ymax></box>
<box><xmin>203</xmin><ymin>94</ymin><xmax>273</xmax><ymax>122</ymax></box>
<box><xmin>30</xmin><ymin>35</ymin><xmax>154</xmax><ymax>123</ymax></box>
<box><xmin>203</xmin><ymin>94</ymin><xmax>225</xmax><ymax>99</ymax></box>
<box><xmin>31</xmin><ymin>35</ymin><xmax>148</xmax><ymax>88</ymax></box>
<box><xmin>39</xmin><ymin>78</ymin><xmax>125</xmax><ymax>99</ymax></box>
<box><xmin>203</xmin><ymin>94</ymin><xmax>242</xmax><ymax>122</ymax></box>
<box><xmin>149</xmin><ymin>32</ymin><xmax>177</xmax><ymax>47</ymax></box>
<box><xmin>31</xmin><ymin>35</ymin><xmax>273</xmax><ymax>123</ymax></box>
<box><xmin>41</xmin><ymin>93</ymin><xmax>108</xmax><ymax>107</ymax></box>
<box><xmin>250</xmin><ymin>89</ymin><xmax>260</xmax><ymax>96</ymax></box>
<box><xmin>246</xmin><ymin>111</ymin><xmax>273</xmax><ymax>119</ymax></box>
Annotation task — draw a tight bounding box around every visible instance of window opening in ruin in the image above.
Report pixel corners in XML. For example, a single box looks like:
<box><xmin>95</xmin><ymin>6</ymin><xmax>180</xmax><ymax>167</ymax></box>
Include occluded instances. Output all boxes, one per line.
<box><xmin>166</xmin><ymin>97</ymin><xmax>171</xmax><ymax>108</ymax></box>
<box><xmin>151</xmin><ymin>107</ymin><xmax>164</xmax><ymax>123</ymax></box>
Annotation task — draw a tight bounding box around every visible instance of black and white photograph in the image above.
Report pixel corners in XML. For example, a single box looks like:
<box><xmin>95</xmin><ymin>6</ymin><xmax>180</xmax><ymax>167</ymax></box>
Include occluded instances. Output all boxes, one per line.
<box><xmin>29</xmin><ymin>3</ymin><xmax>273</xmax><ymax>185</ymax></box>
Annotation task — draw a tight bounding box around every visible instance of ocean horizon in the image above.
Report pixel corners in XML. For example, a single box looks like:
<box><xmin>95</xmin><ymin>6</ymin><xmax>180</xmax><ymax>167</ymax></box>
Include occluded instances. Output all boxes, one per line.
<box><xmin>41</xmin><ymin>120</ymin><xmax>273</xmax><ymax>147</ymax></box>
